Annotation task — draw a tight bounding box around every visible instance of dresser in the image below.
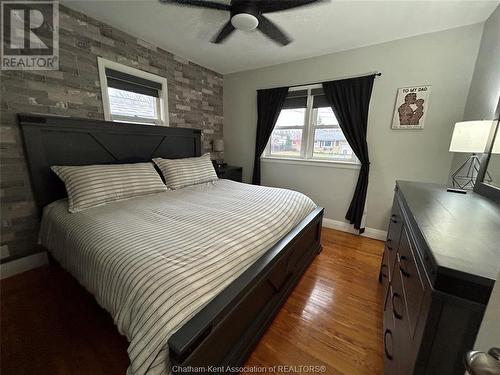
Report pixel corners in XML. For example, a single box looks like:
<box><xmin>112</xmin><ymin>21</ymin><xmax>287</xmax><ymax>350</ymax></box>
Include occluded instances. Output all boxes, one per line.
<box><xmin>380</xmin><ymin>181</ymin><xmax>500</xmax><ymax>375</ymax></box>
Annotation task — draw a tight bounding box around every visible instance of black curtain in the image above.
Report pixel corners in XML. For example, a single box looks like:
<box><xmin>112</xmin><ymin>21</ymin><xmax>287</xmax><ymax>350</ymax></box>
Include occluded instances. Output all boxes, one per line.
<box><xmin>322</xmin><ymin>75</ymin><xmax>375</xmax><ymax>231</ymax></box>
<box><xmin>252</xmin><ymin>86</ymin><xmax>289</xmax><ymax>185</ymax></box>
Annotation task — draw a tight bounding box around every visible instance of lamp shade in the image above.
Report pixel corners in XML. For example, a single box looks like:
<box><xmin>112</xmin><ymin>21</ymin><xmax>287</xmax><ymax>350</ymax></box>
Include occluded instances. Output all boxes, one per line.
<box><xmin>213</xmin><ymin>139</ymin><xmax>224</xmax><ymax>152</ymax></box>
<box><xmin>449</xmin><ymin>121</ymin><xmax>493</xmax><ymax>153</ymax></box>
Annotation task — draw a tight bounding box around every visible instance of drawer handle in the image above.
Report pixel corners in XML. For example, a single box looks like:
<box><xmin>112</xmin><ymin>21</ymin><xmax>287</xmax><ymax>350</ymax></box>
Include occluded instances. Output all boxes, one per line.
<box><xmin>399</xmin><ymin>255</ymin><xmax>411</xmax><ymax>277</ymax></box>
<box><xmin>392</xmin><ymin>292</ymin><xmax>403</xmax><ymax>320</ymax></box>
<box><xmin>387</xmin><ymin>245</ymin><xmax>393</xmax><ymax>251</ymax></box>
<box><xmin>390</xmin><ymin>214</ymin><xmax>398</xmax><ymax>224</ymax></box>
<box><xmin>380</xmin><ymin>264</ymin><xmax>388</xmax><ymax>278</ymax></box>
<box><xmin>384</xmin><ymin>329</ymin><xmax>394</xmax><ymax>360</ymax></box>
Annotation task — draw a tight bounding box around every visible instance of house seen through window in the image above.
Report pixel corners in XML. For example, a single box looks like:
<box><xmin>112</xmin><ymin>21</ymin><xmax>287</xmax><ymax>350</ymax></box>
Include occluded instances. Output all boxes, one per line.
<box><xmin>265</xmin><ymin>87</ymin><xmax>356</xmax><ymax>163</ymax></box>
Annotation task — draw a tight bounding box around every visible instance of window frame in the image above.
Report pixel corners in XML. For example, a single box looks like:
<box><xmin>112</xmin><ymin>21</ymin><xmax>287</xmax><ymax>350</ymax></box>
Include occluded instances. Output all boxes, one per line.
<box><xmin>97</xmin><ymin>57</ymin><xmax>169</xmax><ymax>126</ymax></box>
<box><xmin>263</xmin><ymin>84</ymin><xmax>358</xmax><ymax>164</ymax></box>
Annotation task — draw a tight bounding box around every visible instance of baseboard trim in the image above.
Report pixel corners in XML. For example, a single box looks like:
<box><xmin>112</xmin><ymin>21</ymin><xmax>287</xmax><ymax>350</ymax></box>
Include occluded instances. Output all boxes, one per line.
<box><xmin>0</xmin><ymin>252</ymin><xmax>49</xmax><ymax>280</ymax></box>
<box><xmin>323</xmin><ymin>218</ymin><xmax>387</xmax><ymax>241</ymax></box>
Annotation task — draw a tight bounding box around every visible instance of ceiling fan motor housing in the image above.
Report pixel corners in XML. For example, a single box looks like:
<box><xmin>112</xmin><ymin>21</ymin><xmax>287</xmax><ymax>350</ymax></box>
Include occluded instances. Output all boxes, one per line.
<box><xmin>231</xmin><ymin>13</ymin><xmax>259</xmax><ymax>31</ymax></box>
<box><xmin>230</xmin><ymin>1</ymin><xmax>260</xmax><ymax>31</ymax></box>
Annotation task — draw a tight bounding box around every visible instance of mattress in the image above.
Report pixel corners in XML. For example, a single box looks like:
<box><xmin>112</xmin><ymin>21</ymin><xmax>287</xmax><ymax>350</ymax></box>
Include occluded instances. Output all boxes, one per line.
<box><xmin>39</xmin><ymin>179</ymin><xmax>316</xmax><ymax>375</ymax></box>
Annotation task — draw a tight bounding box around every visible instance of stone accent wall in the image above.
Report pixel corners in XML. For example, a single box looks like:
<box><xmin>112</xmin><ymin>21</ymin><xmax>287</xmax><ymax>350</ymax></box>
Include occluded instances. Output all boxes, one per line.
<box><xmin>0</xmin><ymin>5</ymin><xmax>223</xmax><ymax>263</ymax></box>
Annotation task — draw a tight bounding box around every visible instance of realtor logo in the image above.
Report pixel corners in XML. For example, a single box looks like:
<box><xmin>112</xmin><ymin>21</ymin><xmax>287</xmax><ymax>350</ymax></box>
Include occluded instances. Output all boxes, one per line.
<box><xmin>1</xmin><ymin>0</ymin><xmax>59</xmax><ymax>70</ymax></box>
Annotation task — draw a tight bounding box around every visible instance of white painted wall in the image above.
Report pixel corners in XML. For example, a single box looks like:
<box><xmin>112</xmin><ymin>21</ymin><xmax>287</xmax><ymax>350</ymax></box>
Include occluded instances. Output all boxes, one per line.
<box><xmin>462</xmin><ymin>4</ymin><xmax>500</xmax><ymax>353</ymax></box>
<box><xmin>224</xmin><ymin>24</ymin><xmax>483</xmax><ymax>231</ymax></box>
<box><xmin>449</xmin><ymin>5</ymin><xmax>500</xmax><ymax>177</ymax></box>
<box><xmin>464</xmin><ymin>5</ymin><xmax>500</xmax><ymax>121</ymax></box>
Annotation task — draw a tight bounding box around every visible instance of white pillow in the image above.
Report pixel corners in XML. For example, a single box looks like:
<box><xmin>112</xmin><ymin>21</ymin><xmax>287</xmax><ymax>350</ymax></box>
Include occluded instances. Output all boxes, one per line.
<box><xmin>153</xmin><ymin>153</ymin><xmax>218</xmax><ymax>190</ymax></box>
<box><xmin>51</xmin><ymin>162</ymin><xmax>167</xmax><ymax>213</ymax></box>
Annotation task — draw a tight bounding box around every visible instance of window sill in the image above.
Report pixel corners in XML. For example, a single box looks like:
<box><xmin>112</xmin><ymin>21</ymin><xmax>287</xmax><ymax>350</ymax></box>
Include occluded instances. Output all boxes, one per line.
<box><xmin>110</xmin><ymin>116</ymin><xmax>166</xmax><ymax>126</ymax></box>
<box><xmin>260</xmin><ymin>156</ymin><xmax>361</xmax><ymax>170</ymax></box>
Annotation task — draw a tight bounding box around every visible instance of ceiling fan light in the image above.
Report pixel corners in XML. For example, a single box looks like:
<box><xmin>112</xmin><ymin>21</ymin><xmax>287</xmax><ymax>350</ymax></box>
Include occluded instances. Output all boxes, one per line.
<box><xmin>231</xmin><ymin>13</ymin><xmax>259</xmax><ymax>31</ymax></box>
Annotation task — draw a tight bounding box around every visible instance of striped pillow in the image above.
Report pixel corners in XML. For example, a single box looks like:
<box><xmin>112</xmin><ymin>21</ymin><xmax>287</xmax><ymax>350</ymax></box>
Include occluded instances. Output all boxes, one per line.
<box><xmin>51</xmin><ymin>163</ymin><xmax>167</xmax><ymax>213</ymax></box>
<box><xmin>153</xmin><ymin>153</ymin><xmax>218</xmax><ymax>190</ymax></box>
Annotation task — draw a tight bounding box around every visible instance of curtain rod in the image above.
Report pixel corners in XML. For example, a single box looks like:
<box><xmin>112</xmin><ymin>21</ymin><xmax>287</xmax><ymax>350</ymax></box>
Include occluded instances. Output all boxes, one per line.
<box><xmin>287</xmin><ymin>71</ymin><xmax>382</xmax><ymax>90</ymax></box>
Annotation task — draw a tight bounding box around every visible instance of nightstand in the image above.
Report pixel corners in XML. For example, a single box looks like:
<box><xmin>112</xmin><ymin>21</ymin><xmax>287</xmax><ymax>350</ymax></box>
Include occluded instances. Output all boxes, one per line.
<box><xmin>215</xmin><ymin>165</ymin><xmax>242</xmax><ymax>182</ymax></box>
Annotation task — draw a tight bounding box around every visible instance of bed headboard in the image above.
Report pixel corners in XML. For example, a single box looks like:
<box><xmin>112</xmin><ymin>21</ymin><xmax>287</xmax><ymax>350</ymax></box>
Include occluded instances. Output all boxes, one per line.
<box><xmin>19</xmin><ymin>113</ymin><xmax>202</xmax><ymax>213</ymax></box>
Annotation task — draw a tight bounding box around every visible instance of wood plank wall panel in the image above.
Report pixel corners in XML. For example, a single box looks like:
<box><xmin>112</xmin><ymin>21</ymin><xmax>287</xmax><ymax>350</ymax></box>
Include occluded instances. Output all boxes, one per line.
<box><xmin>0</xmin><ymin>5</ymin><xmax>223</xmax><ymax>263</ymax></box>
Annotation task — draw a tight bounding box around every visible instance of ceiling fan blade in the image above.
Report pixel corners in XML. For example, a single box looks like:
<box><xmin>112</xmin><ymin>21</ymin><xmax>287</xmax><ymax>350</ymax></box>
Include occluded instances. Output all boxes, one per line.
<box><xmin>260</xmin><ymin>0</ymin><xmax>326</xmax><ymax>13</ymax></box>
<box><xmin>211</xmin><ymin>20</ymin><xmax>236</xmax><ymax>43</ymax></box>
<box><xmin>257</xmin><ymin>15</ymin><xmax>291</xmax><ymax>46</ymax></box>
<box><xmin>159</xmin><ymin>0</ymin><xmax>231</xmax><ymax>11</ymax></box>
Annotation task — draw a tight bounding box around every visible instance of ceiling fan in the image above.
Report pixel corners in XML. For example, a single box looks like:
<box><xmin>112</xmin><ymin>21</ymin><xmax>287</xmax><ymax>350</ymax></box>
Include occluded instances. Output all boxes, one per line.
<box><xmin>158</xmin><ymin>0</ymin><xmax>325</xmax><ymax>46</ymax></box>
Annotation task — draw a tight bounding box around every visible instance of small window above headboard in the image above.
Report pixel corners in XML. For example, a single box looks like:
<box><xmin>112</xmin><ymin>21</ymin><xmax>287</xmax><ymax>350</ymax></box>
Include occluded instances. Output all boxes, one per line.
<box><xmin>97</xmin><ymin>57</ymin><xmax>169</xmax><ymax>126</ymax></box>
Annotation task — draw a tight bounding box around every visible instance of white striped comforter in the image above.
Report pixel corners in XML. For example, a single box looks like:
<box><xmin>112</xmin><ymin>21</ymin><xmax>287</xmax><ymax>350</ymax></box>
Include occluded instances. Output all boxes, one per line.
<box><xmin>39</xmin><ymin>180</ymin><xmax>316</xmax><ymax>374</ymax></box>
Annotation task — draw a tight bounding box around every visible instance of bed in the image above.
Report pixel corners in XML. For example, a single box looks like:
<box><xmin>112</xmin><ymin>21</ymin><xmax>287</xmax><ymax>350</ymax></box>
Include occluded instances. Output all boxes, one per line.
<box><xmin>19</xmin><ymin>113</ymin><xmax>324</xmax><ymax>374</ymax></box>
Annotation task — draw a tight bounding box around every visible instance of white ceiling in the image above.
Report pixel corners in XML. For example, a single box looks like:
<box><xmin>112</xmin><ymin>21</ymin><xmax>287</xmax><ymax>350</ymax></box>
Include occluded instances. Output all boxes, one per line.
<box><xmin>62</xmin><ymin>0</ymin><xmax>499</xmax><ymax>74</ymax></box>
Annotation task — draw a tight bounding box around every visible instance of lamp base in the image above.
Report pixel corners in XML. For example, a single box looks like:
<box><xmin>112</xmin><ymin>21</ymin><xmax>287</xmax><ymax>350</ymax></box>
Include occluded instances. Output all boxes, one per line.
<box><xmin>451</xmin><ymin>154</ymin><xmax>492</xmax><ymax>190</ymax></box>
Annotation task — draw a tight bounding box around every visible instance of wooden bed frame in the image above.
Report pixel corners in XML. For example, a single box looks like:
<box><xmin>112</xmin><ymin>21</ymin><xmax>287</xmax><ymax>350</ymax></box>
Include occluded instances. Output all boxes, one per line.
<box><xmin>19</xmin><ymin>113</ymin><xmax>324</xmax><ymax>373</ymax></box>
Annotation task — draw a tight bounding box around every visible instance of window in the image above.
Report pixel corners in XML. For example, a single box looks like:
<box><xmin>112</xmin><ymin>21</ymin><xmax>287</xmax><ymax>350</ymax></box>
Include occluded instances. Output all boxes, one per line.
<box><xmin>98</xmin><ymin>57</ymin><xmax>169</xmax><ymax>125</ymax></box>
<box><xmin>270</xmin><ymin>107</ymin><xmax>305</xmax><ymax>158</ymax></box>
<box><xmin>264</xmin><ymin>86</ymin><xmax>357</xmax><ymax>163</ymax></box>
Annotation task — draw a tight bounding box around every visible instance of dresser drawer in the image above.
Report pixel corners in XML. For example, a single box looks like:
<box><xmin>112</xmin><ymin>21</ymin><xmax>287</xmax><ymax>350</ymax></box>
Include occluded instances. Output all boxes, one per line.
<box><xmin>397</xmin><ymin>226</ymin><xmax>426</xmax><ymax>338</ymax></box>
<box><xmin>386</xmin><ymin>196</ymin><xmax>403</xmax><ymax>270</ymax></box>
<box><xmin>384</xmin><ymin>275</ymin><xmax>415</xmax><ymax>375</ymax></box>
<box><xmin>380</xmin><ymin>249</ymin><xmax>391</xmax><ymax>298</ymax></box>
<box><xmin>391</xmin><ymin>261</ymin><xmax>414</xmax><ymax>375</ymax></box>
<box><xmin>383</xmin><ymin>287</ymin><xmax>398</xmax><ymax>375</ymax></box>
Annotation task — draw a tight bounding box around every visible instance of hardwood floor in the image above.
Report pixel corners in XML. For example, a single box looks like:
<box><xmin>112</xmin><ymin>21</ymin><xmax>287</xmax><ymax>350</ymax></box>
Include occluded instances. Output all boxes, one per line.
<box><xmin>0</xmin><ymin>228</ymin><xmax>384</xmax><ymax>374</ymax></box>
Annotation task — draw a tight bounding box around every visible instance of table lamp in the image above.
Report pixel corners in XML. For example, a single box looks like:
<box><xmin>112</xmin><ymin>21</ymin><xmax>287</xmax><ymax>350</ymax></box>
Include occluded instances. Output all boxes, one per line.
<box><xmin>449</xmin><ymin>120</ymin><xmax>493</xmax><ymax>189</ymax></box>
<box><xmin>212</xmin><ymin>139</ymin><xmax>226</xmax><ymax>169</ymax></box>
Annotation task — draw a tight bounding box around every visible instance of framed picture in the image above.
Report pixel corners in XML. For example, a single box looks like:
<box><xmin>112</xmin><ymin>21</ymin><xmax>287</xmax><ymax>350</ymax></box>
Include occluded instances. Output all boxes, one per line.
<box><xmin>392</xmin><ymin>85</ymin><xmax>431</xmax><ymax>129</ymax></box>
